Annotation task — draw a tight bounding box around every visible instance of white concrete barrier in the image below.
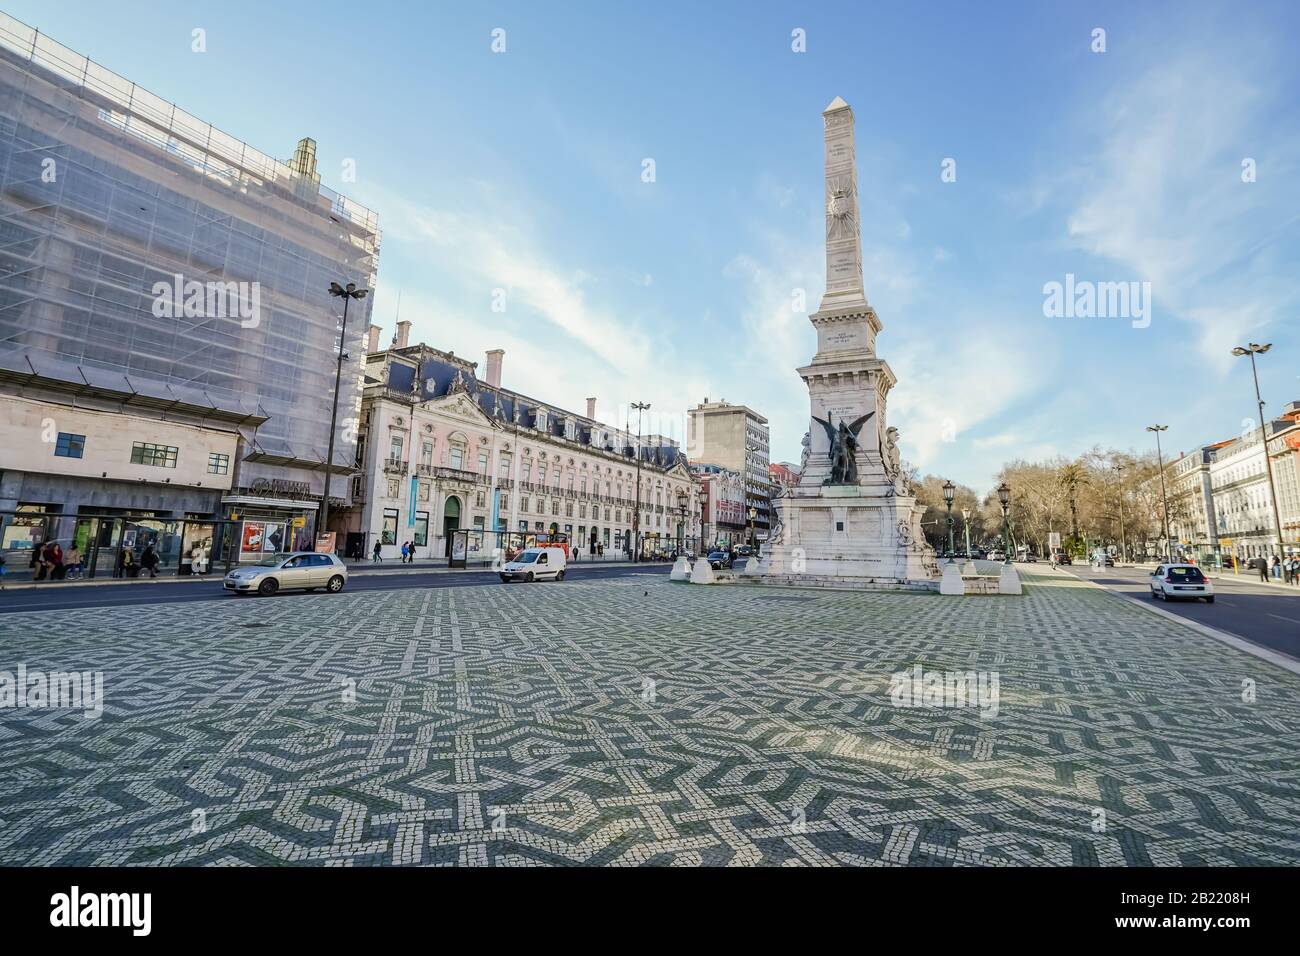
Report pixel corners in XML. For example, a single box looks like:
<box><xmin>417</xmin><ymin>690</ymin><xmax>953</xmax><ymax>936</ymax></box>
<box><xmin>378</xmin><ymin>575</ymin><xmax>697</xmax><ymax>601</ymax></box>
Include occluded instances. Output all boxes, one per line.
<box><xmin>690</xmin><ymin>558</ymin><xmax>718</xmax><ymax>585</ymax></box>
<box><xmin>669</xmin><ymin>555</ymin><xmax>692</xmax><ymax>582</ymax></box>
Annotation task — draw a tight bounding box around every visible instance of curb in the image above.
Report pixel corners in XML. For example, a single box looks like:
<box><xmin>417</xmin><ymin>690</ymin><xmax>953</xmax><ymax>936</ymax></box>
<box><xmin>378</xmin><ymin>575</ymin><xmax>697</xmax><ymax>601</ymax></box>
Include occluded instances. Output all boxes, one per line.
<box><xmin>1061</xmin><ymin>568</ymin><xmax>1300</xmax><ymax>678</ymax></box>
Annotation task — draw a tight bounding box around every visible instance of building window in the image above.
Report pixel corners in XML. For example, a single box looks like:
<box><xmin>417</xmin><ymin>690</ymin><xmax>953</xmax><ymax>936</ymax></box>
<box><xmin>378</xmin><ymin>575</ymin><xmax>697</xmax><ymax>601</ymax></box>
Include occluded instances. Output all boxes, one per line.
<box><xmin>414</xmin><ymin>512</ymin><xmax>429</xmax><ymax>547</ymax></box>
<box><xmin>479</xmin><ymin>450</ymin><xmax>489</xmax><ymax>474</ymax></box>
<box><xmin>382</xmin><ymin>508</ymin><xmax>399</xmax><ymax>545</ymax></box>
<box><xmin>476</xmin><ymin>491</ymin><xmax>486</xmax><ymax>508</ymax></box>
<box><xmin>207</xmin><ymin>452</ymin><xmax>230</xmax><ymax>475</ymax></box>
<box><xmin>387</xmin><ymin>478</ymin><xmax>400</xmax><ymax>498</ymax></box>
<box><xmin>522</xmin><ymin>462</ymin><xmax>531</xmax><ymax>483</ymax></box>
<box><xmin>390</xmin><ymin>435</ymin><xmax>403</xmax><ymax>460</ymax></box>
<box><xmin>54</xmin><ymin>433</ymin><xmax>85</xmax><ymax>458</ymax></box>
<box><xmin>131</xmin><ymin>442</ymin><xmax>178</xmax><ymax>468</ymax></box>
<box><xmin>521</xmin><ymin>496</ymin><xmax>530</xmax><ymax>512</ymax></box>
<box><xmin>419</xmin><ymin>481</ymin><xmax>431</xmax><ymax>501</ymax></box>
<box><xmin>450</xmin><ymin>445</ymin><xmax>465</xmax><ymax>470</ymax></box>
<box><xmin>421</xmin><ymin>441</ymin><xmax>433</xmax><ymax>467</ymax></box>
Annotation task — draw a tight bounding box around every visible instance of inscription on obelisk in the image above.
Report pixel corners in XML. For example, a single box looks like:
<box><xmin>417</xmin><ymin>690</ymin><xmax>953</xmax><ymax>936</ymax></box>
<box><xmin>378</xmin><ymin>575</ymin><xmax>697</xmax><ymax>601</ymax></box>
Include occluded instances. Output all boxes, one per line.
<box><xmin>821</xmin><ymin>96</ymin><xmax>865</xmax><ymax>310</ymax></box>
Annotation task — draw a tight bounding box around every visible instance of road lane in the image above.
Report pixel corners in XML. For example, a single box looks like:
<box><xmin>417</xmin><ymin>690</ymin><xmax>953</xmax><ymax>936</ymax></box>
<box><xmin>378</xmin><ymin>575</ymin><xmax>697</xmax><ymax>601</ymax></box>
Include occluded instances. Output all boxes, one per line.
<box><xmin>0</xmin><ymin>562</ymin><xmax>671</xmax><ymax>615</ymax></box>
<box><xmin>1065</xmin><ymin>563</ymin><xmax>1300</xmax><ymax>662</ymax></box>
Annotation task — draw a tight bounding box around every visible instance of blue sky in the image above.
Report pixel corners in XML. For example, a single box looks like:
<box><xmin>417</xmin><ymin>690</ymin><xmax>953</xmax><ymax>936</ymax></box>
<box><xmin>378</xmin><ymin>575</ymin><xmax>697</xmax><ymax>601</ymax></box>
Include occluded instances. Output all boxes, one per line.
<box><xmin>11</xmin><ymin>0</ymin><xmax>1300</xmax><ymax>492</ymax></box>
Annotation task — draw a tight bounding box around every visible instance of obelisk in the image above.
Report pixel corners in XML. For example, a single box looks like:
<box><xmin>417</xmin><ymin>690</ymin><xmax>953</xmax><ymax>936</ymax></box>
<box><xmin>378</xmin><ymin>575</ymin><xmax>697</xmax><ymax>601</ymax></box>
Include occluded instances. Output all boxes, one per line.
<box><xmin>753</xmin><ymin>97</ymin><xmax>939</xmax><ymax>590</ymax></box>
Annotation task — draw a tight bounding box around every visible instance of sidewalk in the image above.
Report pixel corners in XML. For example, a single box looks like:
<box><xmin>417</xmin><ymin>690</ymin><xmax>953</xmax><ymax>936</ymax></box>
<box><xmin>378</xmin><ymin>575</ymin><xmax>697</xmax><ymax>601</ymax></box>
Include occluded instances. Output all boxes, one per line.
<box><xmin>0</xmin><ymin>554</ymin><xmax>654</xmax><ymax>590</ymax></box>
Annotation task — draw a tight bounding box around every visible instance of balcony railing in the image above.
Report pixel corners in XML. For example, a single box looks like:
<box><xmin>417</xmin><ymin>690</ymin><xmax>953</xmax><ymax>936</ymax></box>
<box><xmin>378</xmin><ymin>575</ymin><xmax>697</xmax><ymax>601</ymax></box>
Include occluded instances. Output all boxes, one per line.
<box><xmin>432</xmin><ymin>466</ymin><xmax>487</xmax><ymax>484</ymax></box>
<box><xmin>416</xmin><ymin>463</ymin><xmax>435</xmax><ymax>477</ymax></box>
<box><xmin>382</xmin><ymin>458</ymin><xmax>408</xmax><ymax>474</ymax></box>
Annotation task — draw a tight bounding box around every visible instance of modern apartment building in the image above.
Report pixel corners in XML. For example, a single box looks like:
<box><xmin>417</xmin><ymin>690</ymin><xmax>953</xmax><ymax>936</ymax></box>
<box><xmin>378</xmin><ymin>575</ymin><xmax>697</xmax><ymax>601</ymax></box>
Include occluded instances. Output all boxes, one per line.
<box><xmin>342</xmin><ymin>332</ymin><xmax>699</xmax><ymax>561</ymax></box>
<box><xmin>0</xmin><ymin>13</ymin><xmax>378</xmax><ymax>574</ymax></box>
<box><xmin>687</xmin><ymin>398</ymin><xmax>771</xmax><ymax>540</ymax></box>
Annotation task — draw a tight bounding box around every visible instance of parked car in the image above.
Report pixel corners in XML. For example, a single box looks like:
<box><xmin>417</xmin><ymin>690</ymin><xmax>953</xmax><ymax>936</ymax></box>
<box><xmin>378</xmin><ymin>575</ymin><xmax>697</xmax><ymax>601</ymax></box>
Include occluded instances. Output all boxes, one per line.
<box><xmin>1150</xmin><ymin>563</ymin><xmax>1214</xmax><ymax>602</ymax></box>
<box><xmin>224</xmin><ymin>552</ymin><xmax>348</xmax><ymax>596</ymax></box>
<box><xmin>707</xmin><ymin>550</ymin><xmax>732</xmax><ymax>570</ymax></box>
<box><xmin>500</xmin><ymin>546</ymin><xmax>567</xmax><ymax>582</ymax></box>
<box><xmin>987</xmin><ymin>550</ymin><xmax>1006</xmax><ymax>561</ymax></box>
<box><xmin>1051</xmin><ymin>549</ymin><xmax>1072</xmax><ymax>565</ymax></box>
<box><xmin>734</xmin><ymin>545</ymin><xmax>754</xmax><ymax>558</ymax></box>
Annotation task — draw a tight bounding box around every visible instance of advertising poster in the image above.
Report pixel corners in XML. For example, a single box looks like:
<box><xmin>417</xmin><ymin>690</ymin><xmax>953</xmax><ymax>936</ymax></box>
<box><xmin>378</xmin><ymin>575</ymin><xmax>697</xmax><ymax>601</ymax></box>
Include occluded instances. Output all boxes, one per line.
<box><xmin>315</xmin><ymin>532</ymin><xmax>336</xmax><ymax>554</ymax></box>
<box><xmin>263</xmin><ymin>523</ymin><xmax>284</xmax><ymax>552</ymax></box>
<box><xmin>241</xmin><ymin>521</ymin><xmax>266</xmax><ymax>554</ymax></box>
<box><xmin>451</xmin><ymin>534</ymin><xmax>467</xmax><ymax>562</ymax></box>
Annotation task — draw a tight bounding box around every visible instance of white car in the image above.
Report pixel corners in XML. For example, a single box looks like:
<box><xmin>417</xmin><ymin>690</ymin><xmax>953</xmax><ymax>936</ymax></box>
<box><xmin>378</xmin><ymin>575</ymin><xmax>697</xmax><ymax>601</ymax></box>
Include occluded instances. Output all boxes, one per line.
<box><xmin>1149</xmin><ymin>563</ymin><xmax>1214</xmax><ymax>602</ymax></box>
<box><xmin>500</xmin><ymin>546</ymin><xmax>567</xmax><ymax>583</ymax></box>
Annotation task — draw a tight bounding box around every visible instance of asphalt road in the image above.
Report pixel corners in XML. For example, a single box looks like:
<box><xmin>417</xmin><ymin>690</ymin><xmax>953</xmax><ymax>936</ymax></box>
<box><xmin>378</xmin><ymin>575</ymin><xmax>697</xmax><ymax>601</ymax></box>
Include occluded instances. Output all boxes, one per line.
<box><xmin>1064</xmin><ymin>563</ymin><xmax>1300</xmax><ymax>662</ymax></box>
<box><xmin>0</xmin><ymin>562</ymin><xmax>671</xmax><ymax>615</ymax></box>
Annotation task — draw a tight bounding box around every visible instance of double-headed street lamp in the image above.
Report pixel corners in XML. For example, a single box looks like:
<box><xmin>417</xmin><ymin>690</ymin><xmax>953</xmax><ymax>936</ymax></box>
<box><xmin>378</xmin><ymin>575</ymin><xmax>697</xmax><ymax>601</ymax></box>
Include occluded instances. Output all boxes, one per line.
<box><xmin>321</xmin><ymin>281</ymin><xmax>369</xmax><ymax>547</ymax></box>
<box><xmin>630</xmin><ymin>401</ymin><xmax>650</xmax><ymax>561</ymax></box>
<box><xmin>1146</xmin><ymin>424</ymin><xmax>1172</xmax><ymax>563</ymax></box>
<box><xmin>942</xmin><ymin>479</ymin><xmax>956</xmax><ymax>562</ymax></box>
<box><xmin>1232</xmin><ymin>343</ymin><xmax>1286</xmax><ymax>560</ymax></box>
<box><xmin>997</xmin><ymin>482</ymin><xmax>1011</xmax><ymax>564</ymax></box>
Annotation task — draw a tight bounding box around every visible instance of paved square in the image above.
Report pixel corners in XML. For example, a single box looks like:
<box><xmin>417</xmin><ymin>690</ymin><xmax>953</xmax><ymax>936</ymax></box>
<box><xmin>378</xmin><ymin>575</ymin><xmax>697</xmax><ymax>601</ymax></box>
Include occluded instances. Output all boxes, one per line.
<box><xmin>2</xmin><ymin>568</ymin><xmax>1298</xmax><ymax>866</ymax></box>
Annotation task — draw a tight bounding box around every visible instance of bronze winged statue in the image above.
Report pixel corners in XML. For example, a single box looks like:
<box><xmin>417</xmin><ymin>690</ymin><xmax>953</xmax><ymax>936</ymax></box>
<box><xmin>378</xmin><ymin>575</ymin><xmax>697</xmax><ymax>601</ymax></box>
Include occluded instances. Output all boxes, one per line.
<box><xmin>812</xmin><ymin>410</ymin><xmax>875</xmax><ymax>484</ymax></box>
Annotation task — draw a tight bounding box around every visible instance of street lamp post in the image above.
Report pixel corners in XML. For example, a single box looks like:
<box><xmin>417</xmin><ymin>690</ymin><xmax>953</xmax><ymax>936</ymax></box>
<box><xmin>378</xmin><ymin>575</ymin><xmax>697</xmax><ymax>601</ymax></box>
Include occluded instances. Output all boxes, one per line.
<box><xmin>1232</xmin><ymin>343</ymin><xmax>1286</xmax><ymax>562</ymax></box>
<box><xmin>748</xmin><ymin>506</ymin><xmax>757</xmax><ymax>550</ymax></box>
<box><xmin>1113</xmin><ymin>462</ymin><xmax>1127</xmax><ymax>564</ymax></box>
<box><xmin>631</xmin><ymin>401</ymin><xmax>650</xmax><ymax>561</ymax></box>
<box><xmin>961</xmin><ymin>507</ymin><xmax>972</xmax><ymax>558</ymax></box>
<box><xmin>1146</xmin><ymin>425</ymin><xmax>1172</xmax><ymax>563</ymax></box>
<box><xmin>997</xmin><ymin>482</ymin><xmax>1011</xmax><ymax>565</ymax></box>
<box><xmin>321</xmin><ymin>281</ymin><xmax>369</xmax><ymax>549</ymax></box>
<box><xmin>942</xmin><ymin>479</ymin><xmax>955</xmax><ymax>563</ymax></box>
<box><xmin>676</xmin><ymin>490</ymin><xmax>687</xmax><ymax>555</ymax></box>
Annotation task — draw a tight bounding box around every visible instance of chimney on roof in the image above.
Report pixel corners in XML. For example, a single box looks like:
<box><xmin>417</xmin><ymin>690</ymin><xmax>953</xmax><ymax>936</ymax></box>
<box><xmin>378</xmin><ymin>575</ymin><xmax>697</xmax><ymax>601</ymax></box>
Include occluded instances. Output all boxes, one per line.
<box><xmin>367</xmin><ymin>324</ymin><xmax>381</xmax><ymax>353</ymax></box>
<box><xmin>586</xmin><ymin>397</ymin><xmax>597</xmax><ymax>419</ymax></box>
<box><xmin>395</xmin><ymin>320</ymin><xmax>411</xmax><ymax>349</ymax></box>
<box><xmin>485</xmin><ymin>349</ymin><xmax>504</xmax><ymax>388</ymax></box>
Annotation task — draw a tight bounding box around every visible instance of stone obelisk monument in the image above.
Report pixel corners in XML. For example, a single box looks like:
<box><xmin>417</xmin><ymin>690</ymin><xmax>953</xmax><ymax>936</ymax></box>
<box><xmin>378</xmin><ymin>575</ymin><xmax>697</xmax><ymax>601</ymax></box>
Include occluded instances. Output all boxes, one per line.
<box><xmin>756</xmin><ymin>97</ymin><xmax>938</xmax><ymax>589</ymax></box>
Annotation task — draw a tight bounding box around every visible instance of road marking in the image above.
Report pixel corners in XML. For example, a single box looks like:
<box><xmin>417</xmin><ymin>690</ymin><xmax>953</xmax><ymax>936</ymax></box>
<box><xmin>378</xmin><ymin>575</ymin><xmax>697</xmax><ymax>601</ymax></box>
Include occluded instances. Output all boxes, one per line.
<box><xmin>1268</xmin><ymin>613</ymin><xmax>1300</xmax><ymax>624</ymax></box>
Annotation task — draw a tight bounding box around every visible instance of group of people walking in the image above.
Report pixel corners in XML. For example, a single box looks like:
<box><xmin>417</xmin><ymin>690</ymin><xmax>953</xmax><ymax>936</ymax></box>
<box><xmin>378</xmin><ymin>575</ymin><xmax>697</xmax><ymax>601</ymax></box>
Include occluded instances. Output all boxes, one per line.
<box><xmin>1256</xmin><ymin>554</ymin><xmax>1300</xmax><ymax>585</ymax></box>
<box><xmin>371</xmin><ymin>540</ymin><xmax>420</xmax><ymax>563</ymax></box>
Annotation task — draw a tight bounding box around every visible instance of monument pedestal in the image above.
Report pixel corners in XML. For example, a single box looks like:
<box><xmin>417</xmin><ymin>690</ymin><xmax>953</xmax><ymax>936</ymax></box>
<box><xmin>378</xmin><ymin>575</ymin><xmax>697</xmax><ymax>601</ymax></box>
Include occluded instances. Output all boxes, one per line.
<box><xmin>759</xmin><ymin>485</ymin><xmax>938</xmax><ymax>590</ymax></box>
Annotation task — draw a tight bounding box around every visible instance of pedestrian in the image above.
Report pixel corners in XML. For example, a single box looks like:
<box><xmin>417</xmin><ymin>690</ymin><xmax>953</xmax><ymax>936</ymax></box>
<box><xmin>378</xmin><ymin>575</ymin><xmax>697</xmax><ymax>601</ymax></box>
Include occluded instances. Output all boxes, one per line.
<box><xmin>119</xmin><ymin>549</ymin><xmax>137</xmax><ymax>578</ymax></box>
<box><xmin>48</xmin><ymin>541</ymin><xmax>65</xmax><ymax>580</ymax></box>
<box><xmin>372</xmin><ymin>540</ymin><xmax>382</xmax><ymax>563</ymax></box>
<box><xmin>1271</xmin><ymin>555</ymin><xmax>1281</xmax><ymax>581</ymax></box>
<box><xmin>0</xmin><ymin>550</ymin><xmax>6</xmax><ymax>589</ymax></box>
<box><xmin>400</xmin><ymin>541</ymin><xmax>409</xmax><ymax>563</ymax></box>
<box><xmin>1290</xmin><ymin>555</ymin><xmax>1300</xmax><ymax>586</ymax></box>
<box><xmin>32</xmin><ymin>542</ymin><xmax>48</xmax><ymax>581</ymax></box>
<box><xmin>407</xmin><ymin>541</ymin><xmax>415</xmax><ymax>564</ymax></box>
<box><xmin>141</xmin><ymin>545</ymin><xmax>159</xmax><ymax>578</ymax></box>
<box><xmin>65</xmin><ymin>544</ymin><xmax>82</xmax><ymax>580</ymax></box>
<box><xmin>1257</xmin><ymin>556</ymin><xmax>1269</xmax><ymax>583</ymax></box>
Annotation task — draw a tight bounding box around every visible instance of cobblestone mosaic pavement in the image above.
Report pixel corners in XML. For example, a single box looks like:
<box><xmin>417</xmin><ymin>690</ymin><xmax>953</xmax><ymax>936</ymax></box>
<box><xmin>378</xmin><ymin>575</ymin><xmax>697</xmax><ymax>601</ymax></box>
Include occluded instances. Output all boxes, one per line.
<box><xmin>1</xmin><ymin>568</ymin><xmax>1298</xmax><ymax>866</ymax></box>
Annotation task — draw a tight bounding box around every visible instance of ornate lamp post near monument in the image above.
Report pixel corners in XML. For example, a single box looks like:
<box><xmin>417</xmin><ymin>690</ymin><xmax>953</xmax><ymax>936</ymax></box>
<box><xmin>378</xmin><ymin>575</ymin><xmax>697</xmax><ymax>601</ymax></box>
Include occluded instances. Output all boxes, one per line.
<box><xmin>748</xmin><ymin>506</ymin><xmax>758</xmax><ymax>550</ymax></box>
<box><xmin>1112</xmin><ymin>462</ymin><xmax>1127</xmax><ymax>564</ymax></box>
<box><xmin>631</xmin><ymin>400</ymin><xmax>650</xmax><ymax>562</ymax></box>
<box><xmin>321</xmin><ymin>281</ymin><xmax>369</xmax><ymax>548</ymax></box>
<box><xmin>942</xmin><ymin>479</ymin><xmax>956</xmax><ymax>563</ymax></box>
<box><xmin>961</xmin><ymin>507</ymin><xmax>973</xmax><ymax>557</ymax></box>
<box><xmin>997</xmin><ymin>482</ymin><xmax>1012</xmax><ymax>565</ymax></box>
<box><xmin>1231</xmin><ymin>343</ymin><xmax>1286</xmax><ymax>562</ymax></box>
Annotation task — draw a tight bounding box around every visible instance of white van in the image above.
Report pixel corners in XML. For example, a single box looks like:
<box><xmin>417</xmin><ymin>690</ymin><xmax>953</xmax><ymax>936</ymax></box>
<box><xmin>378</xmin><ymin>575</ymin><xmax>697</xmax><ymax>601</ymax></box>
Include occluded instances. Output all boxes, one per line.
<box><xmin>499</xmin><ymin>546</ymin><xmax>567</xmax><ymax>583</ymax></box>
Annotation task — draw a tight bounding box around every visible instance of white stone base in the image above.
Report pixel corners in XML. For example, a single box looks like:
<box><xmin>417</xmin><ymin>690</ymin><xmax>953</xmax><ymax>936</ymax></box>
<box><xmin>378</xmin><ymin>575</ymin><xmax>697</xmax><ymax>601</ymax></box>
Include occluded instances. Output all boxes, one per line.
<box><xmin>669</xmin><ymin>556</ymin><xmax>692</xmax><ymax>582</ymax></box>
<box><xmin>998</xmin><ymin>565</ymin><xmax>1023</xmax><ymax>595</ymax></box>
<box><xmin>690</xmin><ymin>559</ymin><xmax>718</xmax><ymax>585</ymax></box>
<box><xmin>939</xmin><ymin>562</ymin><xmax>965</xmax><ymax>595</ymax></box>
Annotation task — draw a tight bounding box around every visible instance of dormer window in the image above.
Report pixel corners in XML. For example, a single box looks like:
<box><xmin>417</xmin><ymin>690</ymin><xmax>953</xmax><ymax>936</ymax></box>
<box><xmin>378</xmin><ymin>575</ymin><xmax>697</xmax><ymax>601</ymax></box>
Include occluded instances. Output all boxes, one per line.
<box><xmin>564</xmin><ymin>418</ymin><xmax>576</xmax><ymax>441</ymax></box>
<box><xmin>536</xmin><ymin>409</ymin><xmax>548</xmax><ymax>432</ymax></box>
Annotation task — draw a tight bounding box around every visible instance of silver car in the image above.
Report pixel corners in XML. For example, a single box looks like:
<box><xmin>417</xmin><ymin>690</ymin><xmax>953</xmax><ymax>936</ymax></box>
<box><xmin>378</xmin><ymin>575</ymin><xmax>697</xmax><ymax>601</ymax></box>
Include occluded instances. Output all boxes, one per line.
<box><xmin>224</xmin><ymin>552</ymin><xmax>348</xmax><ymax>596</ymax></box>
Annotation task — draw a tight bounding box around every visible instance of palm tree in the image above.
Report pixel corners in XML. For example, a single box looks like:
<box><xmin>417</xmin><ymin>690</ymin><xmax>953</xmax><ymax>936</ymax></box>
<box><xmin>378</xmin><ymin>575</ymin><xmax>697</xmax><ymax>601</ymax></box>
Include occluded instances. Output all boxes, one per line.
<box><xmin>1057</xmin><ymin>461</ymin><xmax>1089</xmax><ymax>540</ymax></box>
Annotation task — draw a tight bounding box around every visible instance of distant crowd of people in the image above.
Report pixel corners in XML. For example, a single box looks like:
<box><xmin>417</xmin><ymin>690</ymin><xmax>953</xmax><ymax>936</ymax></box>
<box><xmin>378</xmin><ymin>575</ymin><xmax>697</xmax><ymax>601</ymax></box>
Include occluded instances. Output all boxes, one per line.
<box><xmin>0</xmin><ymin>541</ymin><xmax>164</xmax><ymax>583</ymax></box>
